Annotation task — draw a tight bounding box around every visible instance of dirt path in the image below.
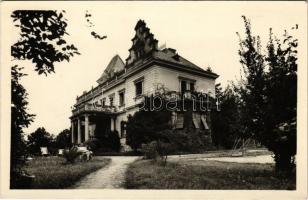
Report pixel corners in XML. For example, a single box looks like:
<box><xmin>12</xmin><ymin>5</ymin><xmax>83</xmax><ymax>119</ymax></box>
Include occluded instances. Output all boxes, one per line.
<box><xmin>169</xmin><ymin>153</ymin><xmax>274</xmax><ymax>164</ymax></box>
<box><xmin>72</xmin><ymin>156</ymin><xmax>138</xmax><ymax>189</ymax></box>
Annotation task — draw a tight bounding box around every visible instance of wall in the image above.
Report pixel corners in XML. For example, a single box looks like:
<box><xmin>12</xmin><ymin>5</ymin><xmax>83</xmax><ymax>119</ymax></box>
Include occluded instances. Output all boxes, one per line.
<box><xmin>155</xmin><ymin>66</ymin><xmax>216</xmax><ymax>97</ymax></box>
<box><xmin>124</xmin><ymin>65</ymin><xmax>159</xmax><ymax>108</ymax></box>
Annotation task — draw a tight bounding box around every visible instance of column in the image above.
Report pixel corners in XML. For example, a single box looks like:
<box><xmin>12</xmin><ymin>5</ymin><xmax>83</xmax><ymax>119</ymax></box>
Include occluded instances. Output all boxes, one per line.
<box><xmin>110</xmin><ymin>117</ymin><xmax>115</xmax><ymax>131</ymax></box>
<box><xmin>77</xmin><ymin>118</ymin><xmax>81</xmax><ymax>144</ymax></box>
<box><xmin>85</xmin><ymin>115</ymin><xmax>89</xmax><ymax>141</ymax></box>
<box><xmin>71</xmin><ymin>120</ymin><xmax>75</xmax><ymax>144</ymax></box>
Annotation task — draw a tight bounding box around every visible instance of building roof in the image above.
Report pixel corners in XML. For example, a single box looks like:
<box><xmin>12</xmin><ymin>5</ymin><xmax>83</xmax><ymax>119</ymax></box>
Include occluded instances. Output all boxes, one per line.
<box><xmin>153</xmin><ymin>48</ymin><xmax>218</xmax><ymax>78</ymax></box>
<box><xmin>97</xmin><ymin>55</ymin><xmax>125</xmax><ymax>84</ymax></box>
<box><xmin>153</xmin><ymin>48</ymin><xmax>204</xmax><ymax>71</ymax></box>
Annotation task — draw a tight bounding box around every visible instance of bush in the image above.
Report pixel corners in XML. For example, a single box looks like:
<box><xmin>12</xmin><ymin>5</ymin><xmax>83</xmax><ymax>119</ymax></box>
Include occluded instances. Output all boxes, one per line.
<box><xmin>141</xmin><ymin>141</ymin><xmax>159</xmax><ymax>160</ymax></box>
<box><xmin>126</xmin><ymin>110</ymin><xmax>171</xmax><ymax>151</ymax></box>
<box><xmin>63</xmin><ymin>147</ymin><xmax>82</xmax><ymax>164</ymax></box>
<box><xmin>83</xmin><ymin>138</ymin><xmax>101</xmax><ymax>151</ymax></box>
<box><xmin>27</xmin><ymin>127</ymin><xmax>54</xmax><ymax>155</ymax></box>
<box><xmin>141</xmin><ymin>140</ymin><xmax>175</xmax><ymax>165</ymax></box>
<box><xmin>99</xmin><ymin>130</ymin><xmax>121</xmax><ymax>152</ymax></box>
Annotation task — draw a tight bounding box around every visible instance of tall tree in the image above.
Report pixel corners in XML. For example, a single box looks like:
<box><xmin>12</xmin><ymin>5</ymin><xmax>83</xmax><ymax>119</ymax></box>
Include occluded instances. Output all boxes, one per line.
<box><xmin>263</xmin><ymin>28</ymin><xmax>297</xmax><ymax>170</ymax></box>
<box><xmin>10</xmin><ymin>10</ymin><xmax>80</xmax><ymax>188</ymax></box>
<box><xmin>237</xmin><ymin>16</ymin><xmax>297</xmax><ymax>171</ymax></box>
<box><xmin>236</xmin><ymin>16</ymin><xmax>266</xmax><ymax>142</ymax></box>
<box><xmin>211</xmin><ymin>84</ymin><xmax>242</xmax><ymax>149</ymax></box>
<box><xmin>10</xmin><ymin>65</ymin><xmax>35</xmax><ymax>188</ymax></box>
<box><xmin>55</xmin><ymin>129</ymin><xmax>71</xmax><ymax>149</ymax></box>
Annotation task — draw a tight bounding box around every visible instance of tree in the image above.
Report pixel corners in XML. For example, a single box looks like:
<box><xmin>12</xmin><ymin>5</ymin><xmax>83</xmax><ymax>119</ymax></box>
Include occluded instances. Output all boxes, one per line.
<box><xmin>27</xmin><ymin>127</ymin><xmax>54</xmax><ymax>155</ymax></box>
<box><xmin>11</xmin><ymin>10</ymin><xmax>80</xmax><ymax>75</ymax></box>
<box><xmin>10</xmin><ymin>65</ymin><xmax>35</xmax><ymax>188</ymax></box>
<box><xmin>211</xmin><ymin>84</ymin><xmax>242</xmax><ymax>149</ymax></box>
<box><xmin>11</xmin><ymin>10</ymin><xmax>80</xmax><ymax>188</ymax></box>
<box><xmin>263</xmin><ymin>28</ymin><xmax>297</xmax><ymax>171</ymax></box>
<box><xmin>236</xmin><ymin>16</ymin><xmax>266</xmax><ymax>142</ymax></box>
<box><xmin>55</xmin><ymin>129</ymin><xmax>71</xmax><ymax>149</ymax></box>
<box><xmin>237</xmin><ymin>16</ymin><xmax>297</xmax><ymax>171</ymax></box>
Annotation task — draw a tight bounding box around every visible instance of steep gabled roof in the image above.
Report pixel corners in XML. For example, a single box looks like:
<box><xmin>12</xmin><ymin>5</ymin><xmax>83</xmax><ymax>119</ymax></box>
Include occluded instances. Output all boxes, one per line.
<box><xmin>152</xmin><ymin>48</ymin><xmax>218</xmax><ymax>78</ymax></box>
<box><xmin>153</xmin><ymin>48</ymin><xmax>204</xmax><ymax>71</ymax></box>
<box><xmin>97</xmin><ymin>55</ymin><xmax>125</xmax><ymax>84</ymax></box>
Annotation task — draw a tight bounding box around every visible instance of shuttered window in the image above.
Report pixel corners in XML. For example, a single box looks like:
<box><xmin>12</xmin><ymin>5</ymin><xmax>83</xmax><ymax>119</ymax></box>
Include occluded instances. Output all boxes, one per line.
<box><xmin>175</xmin><ymin>113</ymin><xmax>184</xmax><ymax>129</ymax></box>
<box><xmin>192</xmin><ymin>113</ymin><xmax>200</xmax><ymax>129</ymax></box>
<box><xmin>201</xmin><ymin>114</ymin><xmax>209</xmax><ymax>130</ymax></box>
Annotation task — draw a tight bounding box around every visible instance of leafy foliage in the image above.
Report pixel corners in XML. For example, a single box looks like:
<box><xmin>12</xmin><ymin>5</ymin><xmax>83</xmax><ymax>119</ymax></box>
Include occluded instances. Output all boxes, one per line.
<box><xmin>211</xmin><ymin>84</ymin><xmax>242</xmax><ymax>149</ymax></box>
<box><xmin>63</xmin><ymin>147</ymin><xmax>82</xmax><ymax>164</ymax></box>
<box><xmin>55</xmin><ymin>129</ymin><xmax>71</xmax><ymax>149</ymax></box>
<box><xmin>236</xmin><ymin>16</ymin><xmax>297</xmax><ymax>171</ymax></box>
<box><xmin>94</xmin><ymin>130</ymin><xmax>121</xmax><ymax>152</ymax></box>
<box><xmin>27</xmin><ymin>127</ymin><xmax>54</xmax><ymax>155</ymax></box>
<box><xmin>11</xmin><ymin>10</ymin><xmax>80</xmax><ymax>75</ymax></box>
<box><xmin>262</xmin><ymin>29</ymin><xmax>297</xmax><ymax>171</ymax></box>
<box><xmin>141</xmin><ymin>140</ymin><xmax>175</xmax><ymax>165</ymax></box>
<box><xmin>126</xmin><ymin>110</ymin><xmax>172</xmax><ymax>151</ymax></box>
<box><xmin>11</xmin><ymin>65</ymin><xmax>35</xmax><ymax>188</ymax></box>
<box><xmin>141</xmin><ymin>141</ymin><xmax>159</xmax><ymax>160</ymax></box>
<box><xmin>10</xmin><ymin>10</ymin><xmax>80</xmax><ymax>188</ymax></box>
<box><xmin>236</xmin><ymin>16</ymin><xmax>266</xmax><ymax>140</ymax></box>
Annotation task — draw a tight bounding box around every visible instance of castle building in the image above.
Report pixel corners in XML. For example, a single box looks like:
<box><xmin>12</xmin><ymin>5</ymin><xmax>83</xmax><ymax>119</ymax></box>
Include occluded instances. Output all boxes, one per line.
<box><xmin>70</xmin><ymin>20</ymin><xmax>219</xmax><ymax>151</ymax></box>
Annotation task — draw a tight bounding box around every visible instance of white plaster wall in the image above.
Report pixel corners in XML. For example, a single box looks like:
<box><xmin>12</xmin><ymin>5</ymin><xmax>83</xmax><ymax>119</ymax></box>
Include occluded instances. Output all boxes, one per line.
<box><xmin>155</xmin><ymin>66</ymin><xmax>216</xmax><ymax>97</ymax></box>
<box><xmin>124</xmin><ymin>66</ymin><xmax>159</xmax><ymax>108</ymax></box>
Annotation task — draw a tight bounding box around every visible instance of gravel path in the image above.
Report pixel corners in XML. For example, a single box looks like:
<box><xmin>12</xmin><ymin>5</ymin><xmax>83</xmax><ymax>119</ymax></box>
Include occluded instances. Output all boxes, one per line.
<box><xmin>72</xmin><ymin>156</ymin><xmax>138</xmax><ymax>189</ymax></box>
<box><xmin>201</xmin><ymin>155</ymin><xmax>275</xmax><ymax>164</ymax></box>
<box><xmin>169</xmin><ymin>154</ymin><xmax>274</xmax><ymax>164</ymax></box>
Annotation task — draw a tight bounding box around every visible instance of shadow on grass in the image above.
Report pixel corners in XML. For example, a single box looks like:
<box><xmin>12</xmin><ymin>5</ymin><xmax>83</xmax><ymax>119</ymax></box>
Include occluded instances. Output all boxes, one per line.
<box><xmin>125</xmin><ymin>159</ymin><xmax>296</xmax><ymax>190</ymax></box>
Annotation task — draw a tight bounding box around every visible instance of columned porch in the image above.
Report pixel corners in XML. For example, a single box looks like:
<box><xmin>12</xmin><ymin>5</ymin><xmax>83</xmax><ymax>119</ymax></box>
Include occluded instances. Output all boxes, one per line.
<box><xmin>71</xmin><ymin>113</ymin><xmax>116</xmax><ymax>145</ymax></box>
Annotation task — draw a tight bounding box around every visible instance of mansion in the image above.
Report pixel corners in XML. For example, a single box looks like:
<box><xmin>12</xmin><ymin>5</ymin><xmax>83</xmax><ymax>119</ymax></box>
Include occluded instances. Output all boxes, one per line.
<box><xmin>70</xmin><ymin>20</ymin><xmax>219</xmax><ymax>151</ymax></box>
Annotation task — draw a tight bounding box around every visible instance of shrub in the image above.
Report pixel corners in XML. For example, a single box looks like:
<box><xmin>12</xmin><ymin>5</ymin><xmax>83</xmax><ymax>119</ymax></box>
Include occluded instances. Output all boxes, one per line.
<box><xmin>27</xmin><ymin>127</ymin><xmax>54</xmax><ymax>155</ymax></box>
<box><xmin>63</xmin><ymin>147</ymin><xmax>82</xmax><ymax>164</ymax></box>
<box><xmin>141</xmin><ymin>141</ymin><xmax>159</xmax><ymax>160</ymax></box>
<box><xmin>83</xmin><ymin>138</ymin><xmax>101</xmax><ymax>151</ymax></box>
<box><xmin>98</xmin><ymin>130</ymin><xmax>121</xmax><ymax>152</ymax></box>
<box><xmin>126</xmin><ymin>110</ymin><xmax>171</xmax><ymax>151</ymax></box>
<box><xmin>141</xmin><ymin>140</ymin><xmax>175</xmax><ymax>165</ymax></box>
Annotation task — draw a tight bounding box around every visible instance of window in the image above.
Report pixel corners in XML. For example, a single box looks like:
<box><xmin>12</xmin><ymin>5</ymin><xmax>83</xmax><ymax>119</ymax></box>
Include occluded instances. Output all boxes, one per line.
<box><xmin>120</xmin><ymin>121</ymin><xmax>127</xmax><ymax>138</ymax></box>
<box><xmin>190</xmin><ymin>82</ymin><xmax>195</xmax><ymax>92</ymax></box>
<box><xmin>179</xmin><ymin>77</ymin><xmax>195</xmax><ymax>93</ymax></box>
<box><xmin>109</xmin><ymin>96</ymin><xmax>114</xmax><ymax>107</ymax></box>
<box><xmin>192</xmin><ymin>113</ymin><xmax>200</xmax><ymax>129</ymax></box>
<box><xmin>175</xmin><ymin>113</ymin><xmax>184</xmax><ymax>129</ymax></box>
<box><xmin>135</xmin><ymin>80</ymin><xmax>143</xmax><ymax>96</ymax></box>
<box><xmin>201</xmin><ymin>114</ymin><xmax>209</xmax><ymax>130</ymax></box>
<box><xmin>181</xmin><ymin>80</ymin><xmax>187</xmax><ymax>93</ymax></box>
<box><xmin>119</xmin><ymin>91</ymin><xmax>125</xmax><ymax>106</ymax></box>
<box><xmin>101</xmin><ymin>98</ymin><xmax>106</xmax><ymax>106</ymax></box>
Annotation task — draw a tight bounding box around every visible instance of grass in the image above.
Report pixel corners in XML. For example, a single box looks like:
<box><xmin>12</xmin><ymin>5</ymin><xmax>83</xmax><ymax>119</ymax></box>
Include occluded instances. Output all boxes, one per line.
<box><xmin>24</xmin><ymin>156</ymin><xmax>111</xmax><ymax>189</ymax></box>
<box><xmin>125</xmin><ymin>159</ymin><xmax>296</xmax><ymax>190</ymax></box>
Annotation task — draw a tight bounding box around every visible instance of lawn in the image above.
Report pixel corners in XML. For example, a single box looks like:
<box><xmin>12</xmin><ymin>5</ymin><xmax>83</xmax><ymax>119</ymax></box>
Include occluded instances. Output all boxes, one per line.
<box><xmin>24</xmin><ymin>156</ymin><xmax>111</xmax><ymax>189</ymax></box>
<box><xmin>125</xmin><ymin>159</ymin><xmax>296</xmax><ymax>190</ymax></box>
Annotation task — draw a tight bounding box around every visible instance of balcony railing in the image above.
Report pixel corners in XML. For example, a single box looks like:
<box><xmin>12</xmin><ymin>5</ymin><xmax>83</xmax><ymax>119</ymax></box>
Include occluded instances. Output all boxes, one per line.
<box><xmin>72</xmin><ymin>104</ymin><xmax>117</xmax><ymax>116</ymax></box>
<box><xmin>76</xmin><ymin>86</ymin><xmax>103</xmax><ymax>105</ymax></box>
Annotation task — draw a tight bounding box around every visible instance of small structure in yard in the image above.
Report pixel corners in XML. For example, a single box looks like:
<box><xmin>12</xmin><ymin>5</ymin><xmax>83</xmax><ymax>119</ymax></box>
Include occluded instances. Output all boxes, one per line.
<box><xmin>40</xmin><ymin>147</ymin><xmax>49</xmax><ymax>156</ymax></box>
<box><xmin>58</xmin><ymin>149</ymin><xmax>64</xmax><ymax>156</ymax></box>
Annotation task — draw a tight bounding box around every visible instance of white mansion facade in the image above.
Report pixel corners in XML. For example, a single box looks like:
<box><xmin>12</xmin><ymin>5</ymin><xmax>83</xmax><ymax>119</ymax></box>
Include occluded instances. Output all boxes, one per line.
<box><xmin>70</xmin><ymin>20</ymin><xmax>219</xmax><ymax>150</ymax></box>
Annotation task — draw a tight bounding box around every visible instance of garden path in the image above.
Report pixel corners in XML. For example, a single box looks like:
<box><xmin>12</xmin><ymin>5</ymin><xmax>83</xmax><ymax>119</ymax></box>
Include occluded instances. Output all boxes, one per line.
<box><xmin>72</xmin><ymin>156</ymin><xmax>138</xmax><ymax>189</ymax></box>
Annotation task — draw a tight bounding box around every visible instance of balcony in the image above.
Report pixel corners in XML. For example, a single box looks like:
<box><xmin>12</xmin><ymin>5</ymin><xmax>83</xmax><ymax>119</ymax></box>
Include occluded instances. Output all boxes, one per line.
<box><xmin>72</xmin><ymin>103</ymin><xmax>117</xmax><ymax>117</ymax></box>
<box><xmin>76</xmin><ymin>86</ymin><xmax>103</xmax><ymax>105</ymax></box>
